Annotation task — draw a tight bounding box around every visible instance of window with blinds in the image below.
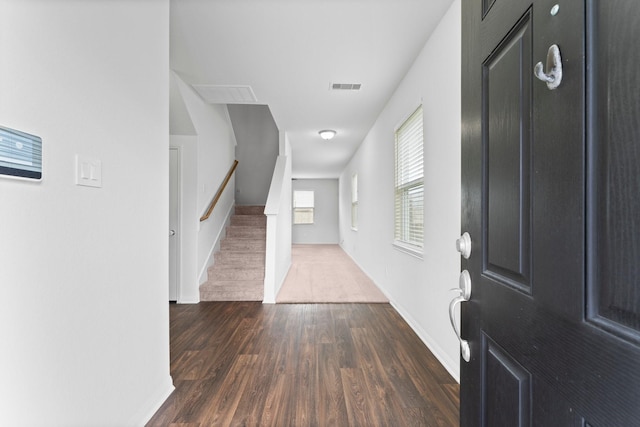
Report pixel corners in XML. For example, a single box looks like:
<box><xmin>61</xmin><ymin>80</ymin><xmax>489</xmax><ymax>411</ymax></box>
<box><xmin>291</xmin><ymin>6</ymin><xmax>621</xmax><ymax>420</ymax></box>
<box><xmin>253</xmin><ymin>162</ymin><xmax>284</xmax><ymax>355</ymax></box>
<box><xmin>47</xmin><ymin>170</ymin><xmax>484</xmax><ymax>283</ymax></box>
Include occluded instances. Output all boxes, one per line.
<box><xmin>293</xmin><ymin>190</ymin><xmax>314</xmax><ymax>224</ymax></box>
<box><xmin>351</xmin><ymin>173</ymin><xmax>358</xmax><ymax>230</ymax></box>
<box><xmin>0</xmin><ymin>126</ymin><xmax>42</xmax><ymax>180</ymax></box>
<box><xmin>394</xmin><ymin>105</ymin><xmax>424</xmax><ymax>251</ymax></box>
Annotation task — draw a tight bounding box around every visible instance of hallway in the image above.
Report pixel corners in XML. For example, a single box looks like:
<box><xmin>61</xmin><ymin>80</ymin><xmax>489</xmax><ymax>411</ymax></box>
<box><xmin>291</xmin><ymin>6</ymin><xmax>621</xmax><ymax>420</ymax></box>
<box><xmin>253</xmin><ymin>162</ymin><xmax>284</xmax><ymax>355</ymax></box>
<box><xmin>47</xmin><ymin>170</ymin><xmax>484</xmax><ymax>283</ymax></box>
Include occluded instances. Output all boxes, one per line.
<box><xmin>276</xmin><ymin>245</ymin><xmax>388</xmax><ymax>303</ymax></box>
<box><xmin>147</xmin><ymin>302</ymin><xmax>459</xmax><ymax>426</ymax></box>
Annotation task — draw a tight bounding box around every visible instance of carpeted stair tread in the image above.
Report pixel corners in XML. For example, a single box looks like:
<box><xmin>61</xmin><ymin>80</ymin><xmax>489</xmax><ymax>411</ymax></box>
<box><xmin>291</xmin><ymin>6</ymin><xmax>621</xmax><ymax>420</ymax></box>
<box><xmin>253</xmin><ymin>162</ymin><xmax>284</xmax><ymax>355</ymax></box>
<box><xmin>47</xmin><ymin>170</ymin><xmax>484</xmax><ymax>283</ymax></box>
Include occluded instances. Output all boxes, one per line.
<box><xmin>220</xmin><ymin>238</ymin><xmax>266</xmax><ymax>251</ymax></box>
<box><xmin>209</xmin><ymin>257</ymin><xmax>263</xmax><ymax>271</ymax></box>
<box><xmin>200</xmin><ymin>205</ymin><xmax>266</xmax><ymax>302</ymax></box>
<box><xmin>230</xmin><ymin>215</ymin><xmax>267</xmax><ymax>227</ymax></box>
<box><xmin>200</xmin><ymin>280</ymin><xmax>264</xmax><ymax>301</ymax></box>
<box><xmin>226</xmin><ymin>226</ymin><xmax>267</xmax><ymax>238</ymax></box>
<box><xmin>208</xmin><ymin>266</ymin><xmax>265</xmax><ymax>281</ymax></box>
<box><xmin>214</xmin><ymin>252</ymin><xmax>265</xmax><ymax>265</ymax></box>
<box><xmin>235</xmin><ymin>205</ymin><xmax>265</xmax><ymax>216</ymax></box>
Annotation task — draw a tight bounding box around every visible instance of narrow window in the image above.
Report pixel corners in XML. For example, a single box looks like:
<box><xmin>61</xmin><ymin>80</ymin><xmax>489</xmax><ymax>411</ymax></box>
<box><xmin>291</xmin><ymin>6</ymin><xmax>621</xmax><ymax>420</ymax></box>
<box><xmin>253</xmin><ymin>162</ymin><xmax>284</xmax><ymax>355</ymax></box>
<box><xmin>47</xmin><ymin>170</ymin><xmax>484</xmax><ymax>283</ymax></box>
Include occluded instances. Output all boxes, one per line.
<box><xmin>351</xmin><ymin>173</ymin><xmax>358</xmax><ymax>230</ymax></box>
<box><xmin>293</xmin><ymin>190</ymin><xmax>314</xmax><ymax>224</ymax></box>
<box><xmin>394</xmin><ymin>105</ymin><xmax>424</xmax><ymax>251</ymax></box>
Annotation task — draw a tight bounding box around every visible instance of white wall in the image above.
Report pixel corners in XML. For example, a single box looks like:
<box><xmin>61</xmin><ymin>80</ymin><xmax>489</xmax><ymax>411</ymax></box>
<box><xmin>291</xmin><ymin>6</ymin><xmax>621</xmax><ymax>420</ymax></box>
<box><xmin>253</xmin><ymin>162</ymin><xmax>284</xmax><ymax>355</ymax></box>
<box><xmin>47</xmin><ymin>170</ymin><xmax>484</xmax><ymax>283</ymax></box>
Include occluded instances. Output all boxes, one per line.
<box><xmin>339</xmin><ymin>0</ymin><xmax>461</xmax><ymax>381</ymax></box>
<box><xmin>228</xmin><ymin>105</ymin><xmax>279</xmax><ymax>206</ymax></box>
<box><xmin>293</xmin><ymin>179</ymin><xmax>339</xmax><ymax>244</ymax></box>
<box><xmin>264</xmin><ymin>132</ymin><xmax>292</xmax><ymax>303</ymax></box>
<box><xmin>171</xmin><ymin>73</ymin><xmax>237</xmax><ymax>291</ymax></box>
<box><xmin>0</xmin><ymin>1</ymin><xmax>172</xmax><ymax>424</ymax></box>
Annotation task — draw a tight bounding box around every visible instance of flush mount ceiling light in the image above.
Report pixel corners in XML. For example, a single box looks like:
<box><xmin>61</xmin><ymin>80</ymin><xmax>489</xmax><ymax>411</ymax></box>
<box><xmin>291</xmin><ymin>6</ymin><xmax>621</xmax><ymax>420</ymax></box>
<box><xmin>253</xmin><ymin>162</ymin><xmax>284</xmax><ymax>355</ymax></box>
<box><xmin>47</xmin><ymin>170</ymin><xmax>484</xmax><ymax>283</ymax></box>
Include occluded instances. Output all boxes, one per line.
<box><xmin>319</xmin><ymin>130</ymin><xmax>337</xmax><ymax>140</ymax></box>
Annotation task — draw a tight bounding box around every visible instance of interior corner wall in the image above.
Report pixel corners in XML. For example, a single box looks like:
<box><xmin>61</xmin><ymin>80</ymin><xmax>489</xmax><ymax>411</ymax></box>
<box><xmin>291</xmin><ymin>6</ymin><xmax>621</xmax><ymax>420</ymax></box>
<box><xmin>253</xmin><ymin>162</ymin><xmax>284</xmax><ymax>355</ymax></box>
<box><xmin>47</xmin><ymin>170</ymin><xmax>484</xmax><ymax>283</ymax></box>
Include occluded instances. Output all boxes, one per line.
<box><xmin>172</xmin><ymin>74</ymin><xmax>237</xmax><ymax>288</ymax></box>
<box><xmin>338</xmin><ymin>0</ymin><xmax>462</xmax><ymax>381</ymax></box>
<box><xmin>170</xmin><ymin>71</ymin><xmax>196</xmax><ymax>136</ymax></box>
<box><xmin>228</xmin><ymin>104</ymin><xmax>279</xmax><ymax>206</ymax></box>
<box><xmin>0</xmin><ymin>1</ymin><xmax>172</xmax><ymax>424</ymax></box>
<box><xmin>293</xmin><ymin>179</ymin><xmax>339</xmax><ymax>244</ymax></box>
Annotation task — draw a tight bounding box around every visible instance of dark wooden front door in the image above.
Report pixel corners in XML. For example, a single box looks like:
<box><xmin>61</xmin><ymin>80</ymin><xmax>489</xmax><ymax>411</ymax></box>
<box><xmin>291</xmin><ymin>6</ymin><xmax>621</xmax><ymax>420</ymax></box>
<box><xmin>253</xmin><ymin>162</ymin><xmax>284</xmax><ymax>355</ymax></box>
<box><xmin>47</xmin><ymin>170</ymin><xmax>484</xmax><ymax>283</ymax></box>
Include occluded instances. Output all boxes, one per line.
<box><xmin>461</xmin><ymin>0</ymin><xmax>640</xmax><ymax>425</ymax></box>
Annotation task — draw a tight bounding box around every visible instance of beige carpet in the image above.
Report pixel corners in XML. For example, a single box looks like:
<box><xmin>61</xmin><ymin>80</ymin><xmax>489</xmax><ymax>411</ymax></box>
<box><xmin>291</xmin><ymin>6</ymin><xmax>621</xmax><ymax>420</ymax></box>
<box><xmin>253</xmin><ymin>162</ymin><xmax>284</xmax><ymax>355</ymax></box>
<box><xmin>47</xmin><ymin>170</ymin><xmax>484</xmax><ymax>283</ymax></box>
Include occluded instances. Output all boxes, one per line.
<box><xmin>276</xmin><ymin>244</ymin><xmax>388</xmax><ymax>303</ymax></box>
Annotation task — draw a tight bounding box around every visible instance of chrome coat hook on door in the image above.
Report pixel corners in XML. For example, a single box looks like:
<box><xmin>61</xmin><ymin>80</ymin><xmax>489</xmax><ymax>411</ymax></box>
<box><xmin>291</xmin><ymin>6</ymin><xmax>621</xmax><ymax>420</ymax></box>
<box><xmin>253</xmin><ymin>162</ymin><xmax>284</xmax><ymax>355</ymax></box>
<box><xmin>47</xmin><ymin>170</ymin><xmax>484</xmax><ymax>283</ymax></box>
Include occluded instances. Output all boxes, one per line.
<box><xmin>449</xmin><ymin>270</ymin><xmax>472</xmax><ymax>362</ymax></box>
<box><xmin>534</xmin><ymin>44</ymin><xmax>563</xmax><ymax>90</ymax></box>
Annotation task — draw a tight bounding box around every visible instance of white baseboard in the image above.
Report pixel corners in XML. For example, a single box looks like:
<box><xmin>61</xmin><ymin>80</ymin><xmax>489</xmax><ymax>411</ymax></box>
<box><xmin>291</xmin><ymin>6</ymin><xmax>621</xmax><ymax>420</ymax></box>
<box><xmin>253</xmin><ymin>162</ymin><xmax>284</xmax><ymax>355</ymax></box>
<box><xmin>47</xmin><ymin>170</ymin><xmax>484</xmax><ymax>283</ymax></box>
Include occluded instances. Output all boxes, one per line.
<box><xmin>134</xmin><ymin>375</ymin><xmax>175</xmax><ymax>426</ymax></box>
<box><xmin>390</xmin><ymin>299</ymin><xmax>460</xmax><ymax>383</ymax></box>
<box><xmin>177</xmin><ymin>297</ymin><xmax>200</xmax><ymax>304</ymax></box>
<box><xmin>339</xmin><ymin>243</ymin><xmax>460</xmax><ymax>383</ymax></box>
<box><xmin>263</xmin><ymin>295</ymin><xmax>275</xmax><ymax>304</ymax></box>
<box><xmin>265</xmin><ymin>260</ymin><xmax>291</xmax><ymax>304</ymax></box>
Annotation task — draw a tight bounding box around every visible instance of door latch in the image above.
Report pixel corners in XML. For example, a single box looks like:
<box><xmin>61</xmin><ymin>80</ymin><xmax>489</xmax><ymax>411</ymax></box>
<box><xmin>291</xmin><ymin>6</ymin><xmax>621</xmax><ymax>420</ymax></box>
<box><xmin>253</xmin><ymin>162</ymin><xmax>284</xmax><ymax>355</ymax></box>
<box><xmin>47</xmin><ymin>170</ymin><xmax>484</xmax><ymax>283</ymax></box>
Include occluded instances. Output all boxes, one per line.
<box><xmin>449</xmin><ymin>270</ymin><xmax>472</xmax><ymax>362</ymax></box>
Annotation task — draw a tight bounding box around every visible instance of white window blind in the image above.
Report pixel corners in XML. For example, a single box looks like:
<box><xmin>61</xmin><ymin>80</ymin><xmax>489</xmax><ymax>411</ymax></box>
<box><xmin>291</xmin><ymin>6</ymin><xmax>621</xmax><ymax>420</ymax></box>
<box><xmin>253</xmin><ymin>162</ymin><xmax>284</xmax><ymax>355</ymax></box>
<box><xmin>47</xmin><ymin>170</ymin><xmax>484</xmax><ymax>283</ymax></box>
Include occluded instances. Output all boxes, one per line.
<box><xmin>394</xmin><ymin>105</ymin><xmax>424</xmax><ymax>249</ymax></box>
<box><xmin>351</xmin><ymin>173</ymin><xmax>358</xmax><ymax>230</ymax></box>
<box><xmin>0</xmin><ymin>126</ymin><xmax>42</xmax><ymax>180</ymax></box>
<box><xmin>293</xmin><ymin>190</ymin><xmax>314</xmax><ymax>224</ymax></box>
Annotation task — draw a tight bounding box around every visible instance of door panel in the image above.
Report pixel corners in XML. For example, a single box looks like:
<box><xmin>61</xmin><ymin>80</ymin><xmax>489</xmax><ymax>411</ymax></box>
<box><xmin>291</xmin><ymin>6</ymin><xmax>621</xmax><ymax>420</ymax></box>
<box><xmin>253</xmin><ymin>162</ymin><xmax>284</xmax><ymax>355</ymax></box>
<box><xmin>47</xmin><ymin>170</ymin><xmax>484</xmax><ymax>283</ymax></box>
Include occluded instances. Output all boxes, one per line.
<box><xmin>461</xmin><ymin>0</ymin><xmax>640</xmax><ymax>425</ymax></box>
<box><xmin>483</xmin><ymin>10</ymin><xmax>532</xmax><ymax>292</ymax></box>
<box><xmin>480</xmin><ymin>0</ymin><xmax>531</xmax><ymax>62</ymax></box>
<box><xmin>483</xmin><ymin>334</ymin><xmax>531</xmax><ymax>427</ymax></box>
<box><xmin>531</xmin><ymin>0</ymin><xmax>585</xmax><ymax>319</ymax></box>
<box><xmin>587</xmin><ymin>0</ymin><xmax>640</xmax><ymax>337</ymax></box>
<box><xmin>531</xmin><ymin>377</ymin><xmax>583</xmax><ymax>427</ymax></box>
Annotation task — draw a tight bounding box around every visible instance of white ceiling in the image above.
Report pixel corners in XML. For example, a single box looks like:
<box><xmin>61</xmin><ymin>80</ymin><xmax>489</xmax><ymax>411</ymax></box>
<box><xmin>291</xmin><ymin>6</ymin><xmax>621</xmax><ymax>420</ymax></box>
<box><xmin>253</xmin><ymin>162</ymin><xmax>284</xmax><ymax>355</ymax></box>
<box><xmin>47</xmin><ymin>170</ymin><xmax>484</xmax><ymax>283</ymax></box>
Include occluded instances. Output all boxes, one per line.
<box><xmin>170</xmin><ymin>0</ymin><xmax>454</xmax><ymax>178</ymax></box>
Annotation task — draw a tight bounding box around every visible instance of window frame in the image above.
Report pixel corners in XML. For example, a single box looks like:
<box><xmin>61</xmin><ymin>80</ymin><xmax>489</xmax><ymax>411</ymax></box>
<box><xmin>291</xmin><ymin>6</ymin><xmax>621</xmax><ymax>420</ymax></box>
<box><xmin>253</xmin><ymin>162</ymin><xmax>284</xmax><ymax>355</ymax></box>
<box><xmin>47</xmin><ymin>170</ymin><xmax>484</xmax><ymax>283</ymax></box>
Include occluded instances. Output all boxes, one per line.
<box><xmin>351</xmin><ymin>173</ymin><xmax>358</xmax><ymax>231</ymax></box>
<box><xmin>293</xmin><ymin>190</ymin><xmax>315</xmax><ymax>225</ymax></box>
<box><xmin>393</xmin><ymin>104</ymin><xmax>424</xmax><ymax>257</ymax></box>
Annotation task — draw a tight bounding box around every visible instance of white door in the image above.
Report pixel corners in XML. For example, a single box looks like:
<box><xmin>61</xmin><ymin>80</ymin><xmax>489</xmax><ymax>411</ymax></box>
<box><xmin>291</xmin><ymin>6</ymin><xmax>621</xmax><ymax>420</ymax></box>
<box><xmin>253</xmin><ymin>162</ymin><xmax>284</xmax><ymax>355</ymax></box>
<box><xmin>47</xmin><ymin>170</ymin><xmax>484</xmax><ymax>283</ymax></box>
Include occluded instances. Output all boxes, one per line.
<box><xmin>169</xmin><ymin>148</ymin><xmax>180</xmax><ymax>301</ymax></box>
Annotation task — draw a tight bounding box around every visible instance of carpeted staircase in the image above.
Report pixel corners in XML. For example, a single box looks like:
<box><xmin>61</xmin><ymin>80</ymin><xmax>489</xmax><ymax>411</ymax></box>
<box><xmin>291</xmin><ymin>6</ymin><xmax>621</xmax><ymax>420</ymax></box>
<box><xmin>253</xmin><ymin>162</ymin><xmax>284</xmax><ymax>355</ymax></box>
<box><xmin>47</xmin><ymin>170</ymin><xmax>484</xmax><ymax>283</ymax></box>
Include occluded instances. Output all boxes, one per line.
<box><xmin>199</xmin><ymin>205</ymin><xmax>266</xmax><ymax>301</ymax></box>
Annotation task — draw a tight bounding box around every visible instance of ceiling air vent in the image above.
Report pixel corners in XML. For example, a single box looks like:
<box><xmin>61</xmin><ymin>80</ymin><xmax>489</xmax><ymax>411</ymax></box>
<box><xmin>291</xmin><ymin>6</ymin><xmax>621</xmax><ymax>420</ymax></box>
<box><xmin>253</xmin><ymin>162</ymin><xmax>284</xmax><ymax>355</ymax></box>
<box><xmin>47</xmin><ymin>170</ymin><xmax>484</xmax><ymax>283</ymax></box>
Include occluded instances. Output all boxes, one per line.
<box><xmin>331</xmin><ymin>83</ymin><xmax>362</xmax><ymax>91</ymax></box>
<box><xmin>192</xmin><ymin>84</ymin><xmax>258</xmax><ymax>104</ymax></box>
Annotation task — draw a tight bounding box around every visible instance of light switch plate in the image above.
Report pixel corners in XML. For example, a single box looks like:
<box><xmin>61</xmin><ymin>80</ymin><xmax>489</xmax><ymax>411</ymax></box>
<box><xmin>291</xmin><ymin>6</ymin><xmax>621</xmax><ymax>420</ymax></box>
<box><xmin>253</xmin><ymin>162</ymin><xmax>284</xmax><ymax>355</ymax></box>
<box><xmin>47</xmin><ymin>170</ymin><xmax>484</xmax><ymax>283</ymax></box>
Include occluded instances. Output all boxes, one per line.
<box><xmin>75</xmin><ymin>155</ymin><xmax>102</xmax><ymax>188</ymax></box>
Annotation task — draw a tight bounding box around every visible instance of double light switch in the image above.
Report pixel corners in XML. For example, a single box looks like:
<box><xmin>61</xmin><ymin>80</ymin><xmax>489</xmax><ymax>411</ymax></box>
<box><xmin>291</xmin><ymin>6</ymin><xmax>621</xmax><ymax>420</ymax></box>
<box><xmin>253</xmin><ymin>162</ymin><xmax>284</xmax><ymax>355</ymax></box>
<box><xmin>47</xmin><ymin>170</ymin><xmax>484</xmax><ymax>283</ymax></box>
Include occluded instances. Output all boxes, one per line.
<box><xmin>75</xmin><ymin>155</ymin><xmax>102</xmax><ymax>188</ymax></box>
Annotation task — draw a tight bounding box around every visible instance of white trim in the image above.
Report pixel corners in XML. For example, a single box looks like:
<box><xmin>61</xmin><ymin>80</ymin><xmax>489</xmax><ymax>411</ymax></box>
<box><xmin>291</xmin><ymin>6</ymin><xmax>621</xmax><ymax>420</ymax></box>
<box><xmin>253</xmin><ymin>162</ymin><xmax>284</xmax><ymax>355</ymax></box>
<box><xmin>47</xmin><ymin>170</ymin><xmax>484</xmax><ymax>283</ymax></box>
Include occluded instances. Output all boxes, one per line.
<box><xmin>393</xmin><ymin>98</ymin><xmax>424</xmax><ymax>133</ymax></box>
<box><xmin>170</xmin><ymin>135</ymin><xmax>200</xmax><ymax>304</ymax></box>
<box><xmin>133</xmin><ymin>376</ymin><xmax>175</xmax><ymax>426</ymax></box>
<box><xmin>263</xmin><ymin>214</ymin><xmax>277</xmax><ymax>304</ymax></box>
<box><xmin>390</xmin><ymin>299</ymin><xmax>460</xmax><ymax>383</ymax></box>
<box><xmin>351</xmin><ymin>173</ymin><xmax>358</xmax><ymax>230</ymax></box>
<box><xmin>394</xmin><ymin>104</ymin><xmax>424</xmax><ymax>248</ymax></box>
<box><xmin>339</xmin><ymin>242</ymin><xmax>459</xmax><ymax>383</ymax></box>
<box><xmin>264</xmin><ymin>257</ymin><xmax>291</xmax><ymax>305</ymax></box>
<box><xmin>392</xmin><ymin>241</ymin><xmax>424</xmax><ymax>259</ymax></box>
<box><xmin>169</xmin><ymin>147</ymin><xmax>182</xmax><ymax>302</ymax></box>
<box><xmin>339</xmin><ymin>243</ymin><xmax>388</xmax><ymax>296</ymax></box>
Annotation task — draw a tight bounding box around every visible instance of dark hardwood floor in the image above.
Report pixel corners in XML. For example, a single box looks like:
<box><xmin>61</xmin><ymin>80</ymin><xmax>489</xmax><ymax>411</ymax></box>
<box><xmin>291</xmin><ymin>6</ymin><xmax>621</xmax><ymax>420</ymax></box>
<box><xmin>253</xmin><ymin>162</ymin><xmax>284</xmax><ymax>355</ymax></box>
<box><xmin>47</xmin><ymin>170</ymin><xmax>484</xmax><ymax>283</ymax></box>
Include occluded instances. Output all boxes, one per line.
<box><xmin>147</xmin><ymin>302</ymin><xmax>459</xmax><ymax>426</ymax></box>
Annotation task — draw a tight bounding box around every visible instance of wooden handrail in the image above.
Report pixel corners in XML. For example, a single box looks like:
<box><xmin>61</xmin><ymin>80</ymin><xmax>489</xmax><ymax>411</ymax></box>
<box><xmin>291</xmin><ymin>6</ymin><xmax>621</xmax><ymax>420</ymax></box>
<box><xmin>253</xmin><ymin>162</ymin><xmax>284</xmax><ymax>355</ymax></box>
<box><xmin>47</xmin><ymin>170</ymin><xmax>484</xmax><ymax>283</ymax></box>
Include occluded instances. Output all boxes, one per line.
<box><xmin>200</xmin><ymin>160</ymin><xmax>239</xmax><ymax>222</ymax></box>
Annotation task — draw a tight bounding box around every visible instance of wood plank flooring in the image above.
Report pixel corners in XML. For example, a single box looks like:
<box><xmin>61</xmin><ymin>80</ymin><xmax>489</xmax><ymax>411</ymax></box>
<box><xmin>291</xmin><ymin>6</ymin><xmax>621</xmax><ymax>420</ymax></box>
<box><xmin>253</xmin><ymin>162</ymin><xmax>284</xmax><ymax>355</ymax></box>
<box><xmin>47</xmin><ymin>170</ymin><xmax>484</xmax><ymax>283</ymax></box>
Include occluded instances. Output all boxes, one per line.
<box><xmin>147</xmin><ymin>302</ymin><xmax>459</xmax><ymax>426</ymax></box>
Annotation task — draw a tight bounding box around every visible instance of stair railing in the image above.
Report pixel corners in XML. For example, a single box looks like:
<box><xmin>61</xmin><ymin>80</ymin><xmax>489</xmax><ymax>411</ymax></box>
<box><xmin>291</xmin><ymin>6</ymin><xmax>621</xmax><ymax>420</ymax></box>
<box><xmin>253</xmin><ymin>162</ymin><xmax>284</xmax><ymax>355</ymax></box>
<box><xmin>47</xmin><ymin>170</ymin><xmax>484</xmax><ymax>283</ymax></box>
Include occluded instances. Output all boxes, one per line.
<box><xmin>200</xmin><ymin>160</ymin><xmax>239</xmax><ymax>222</ymax></box>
